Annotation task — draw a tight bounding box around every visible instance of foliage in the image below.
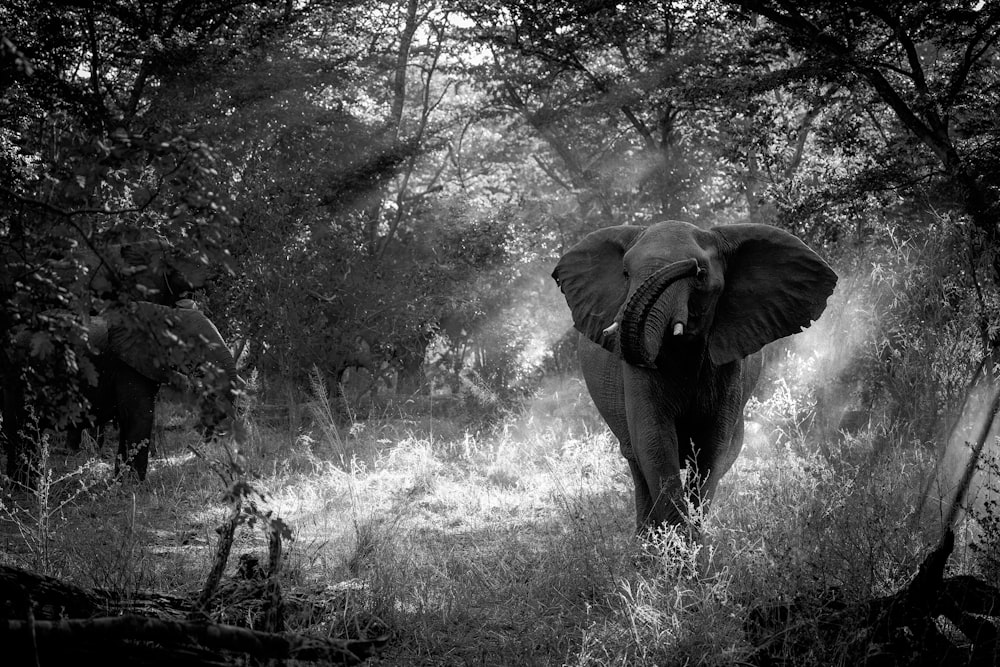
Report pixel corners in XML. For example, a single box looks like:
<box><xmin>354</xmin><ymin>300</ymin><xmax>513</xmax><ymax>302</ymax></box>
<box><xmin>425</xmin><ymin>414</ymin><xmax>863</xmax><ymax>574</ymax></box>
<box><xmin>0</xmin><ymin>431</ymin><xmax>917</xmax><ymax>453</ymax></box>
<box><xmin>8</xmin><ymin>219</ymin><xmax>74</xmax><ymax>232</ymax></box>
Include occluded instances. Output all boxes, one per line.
<box><xmin>3</xmin><ymin>0</ymin><xmax>1000</xmax><ymax>439</ymax></box>
<box><xmin>968</xmin><ymin>451</ymin><xmax>1000</xmax><ymax>586</ymax></box>
<box><xmin>0</xmin><ymin>2</ymin><xmax>273</xmax><ymax>449</ymax></box>
<box><xmin>6</xmin><ymin>2</ymin><xmax>1000</xmax><ymax>664</ymax></box>
<box><xmin>727</xmin><ymin>0</ymin><xmax>1000</xmax><ymax>260</ymax></box>
<box><xmin>0</xmin><ymin>384</ymin><xmax>957</xmax><ymax>666</ymax></box>
<box><xmin>460</xmin><ymin>0</ymin><xmax>755</xmax><ymax>234</ymax></box>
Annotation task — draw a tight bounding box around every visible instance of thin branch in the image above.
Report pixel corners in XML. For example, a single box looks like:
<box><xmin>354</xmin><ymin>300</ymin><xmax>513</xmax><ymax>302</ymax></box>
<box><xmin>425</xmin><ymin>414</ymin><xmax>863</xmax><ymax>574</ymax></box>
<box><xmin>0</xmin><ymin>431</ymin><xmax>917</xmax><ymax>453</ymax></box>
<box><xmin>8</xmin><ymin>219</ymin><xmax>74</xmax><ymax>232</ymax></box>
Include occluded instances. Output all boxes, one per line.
<box><xmin>736</xmin><ymin>0</ymin><xmax>954</xmax><ymax>165</ymax></box>
<box><xmin>945</xmin><ymin>7</ymin><xmax>1000</xmax><ymax>108</ymax></box>
<box><xmin>532</xmin><ymin>155</ymin><xmax>574</xmax><ymax>191</ymax></box>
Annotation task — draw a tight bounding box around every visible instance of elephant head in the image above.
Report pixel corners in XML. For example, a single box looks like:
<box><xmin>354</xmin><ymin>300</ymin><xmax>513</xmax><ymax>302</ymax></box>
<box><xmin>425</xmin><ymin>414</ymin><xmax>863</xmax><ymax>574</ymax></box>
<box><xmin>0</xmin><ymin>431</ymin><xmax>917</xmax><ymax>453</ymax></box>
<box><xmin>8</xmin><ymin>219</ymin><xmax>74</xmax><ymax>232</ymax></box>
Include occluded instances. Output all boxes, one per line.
<box><xmin>554</xmin><ymin>221</ymin><xmax>836</xmax><ymax>369</ymax></box>
<box><xmin>86</xmin><ymin>237</ymin><xmax>214</xmax><ymax>306</ymax></box>
<box><xmin>553</xmin><ymin>220</ymin><xmax>837</xmax><ymax>531</ymax></box>
<box><xmin>88</xmin><ymin>301</ymin><xmax>240</xmax><ymax>478</ymax></box>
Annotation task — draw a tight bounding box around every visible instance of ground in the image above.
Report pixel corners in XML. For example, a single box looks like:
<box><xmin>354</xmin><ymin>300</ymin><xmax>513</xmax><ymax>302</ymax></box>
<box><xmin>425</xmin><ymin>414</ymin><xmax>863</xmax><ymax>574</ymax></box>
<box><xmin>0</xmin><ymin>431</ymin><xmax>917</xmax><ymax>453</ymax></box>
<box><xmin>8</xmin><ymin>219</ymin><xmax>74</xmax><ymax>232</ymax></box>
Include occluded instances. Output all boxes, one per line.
<box><xmin>0</xmin><ymin>373</ymin><xmax>986</xmax><ymax>666</ymax></box>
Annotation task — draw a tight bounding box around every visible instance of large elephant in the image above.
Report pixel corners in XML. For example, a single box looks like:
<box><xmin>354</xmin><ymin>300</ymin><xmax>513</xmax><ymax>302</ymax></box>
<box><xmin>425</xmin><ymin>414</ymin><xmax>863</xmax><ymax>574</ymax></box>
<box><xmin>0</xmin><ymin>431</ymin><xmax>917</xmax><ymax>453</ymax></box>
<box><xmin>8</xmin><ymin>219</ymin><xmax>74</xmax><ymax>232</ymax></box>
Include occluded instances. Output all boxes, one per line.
<box><xmin>4</xmin><ymin>301</ymin><xmax>239</xmax><ymax>483</ymax></box>
<box><xmin>552</xmin><ymin>220</ymin><xmax>837</xmax><ymax>532</ymax></box>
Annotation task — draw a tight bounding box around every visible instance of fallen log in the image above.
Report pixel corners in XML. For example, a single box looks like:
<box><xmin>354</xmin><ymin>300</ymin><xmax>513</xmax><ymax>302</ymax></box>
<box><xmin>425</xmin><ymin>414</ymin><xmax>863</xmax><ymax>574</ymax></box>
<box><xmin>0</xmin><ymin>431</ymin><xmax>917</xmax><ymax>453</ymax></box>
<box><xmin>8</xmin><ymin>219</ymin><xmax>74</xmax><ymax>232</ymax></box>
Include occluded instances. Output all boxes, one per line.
<box><xmin>0</xmin><ymin>565</ymin><xmax>194</xmax><ymax>620</ymax></box>
<box><xmin>0</xmin><ymin>565</ymin><xmax>387</xmax><ymax>666</ymax></box>
<box><xmin>0</xmin><ymin>615</ymin><xmax>386</xmax><ymax>666</ymax></box>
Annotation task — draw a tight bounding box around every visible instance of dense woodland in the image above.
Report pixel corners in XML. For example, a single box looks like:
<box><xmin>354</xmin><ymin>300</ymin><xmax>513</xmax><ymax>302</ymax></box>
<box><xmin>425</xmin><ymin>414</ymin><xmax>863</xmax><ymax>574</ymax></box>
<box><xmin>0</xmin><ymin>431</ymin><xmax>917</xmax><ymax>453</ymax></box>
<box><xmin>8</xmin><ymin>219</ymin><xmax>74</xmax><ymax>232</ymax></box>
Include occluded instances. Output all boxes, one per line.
<box><xmin>3</xmin><ymin>0</ymin><xmax>1000</xmax><ymax>432</ymax></box>
<box><xmin>3</xmin><ymin>1</ymin><xmax>1000</xmax><ymax>665</ymax></box>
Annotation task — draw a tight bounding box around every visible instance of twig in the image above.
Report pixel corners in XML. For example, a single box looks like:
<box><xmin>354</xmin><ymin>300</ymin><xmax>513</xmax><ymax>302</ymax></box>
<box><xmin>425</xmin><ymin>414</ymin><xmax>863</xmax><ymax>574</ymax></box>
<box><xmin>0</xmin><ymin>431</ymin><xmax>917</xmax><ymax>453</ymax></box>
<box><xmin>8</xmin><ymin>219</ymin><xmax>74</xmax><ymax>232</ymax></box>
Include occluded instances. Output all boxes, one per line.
<box><xmin>0</xmin><ymin>615</ymin><xmax>385</xmax><ymax>666</ymax></box>
<box><xmin>198</xmin><ymin>499</ymin><xmax>242</xmax><ymax>613</ymax></box>
<box><xmin>264</xmin><ymin>523</ymin><xmax>284</xmax><ymax>633</ymax></box>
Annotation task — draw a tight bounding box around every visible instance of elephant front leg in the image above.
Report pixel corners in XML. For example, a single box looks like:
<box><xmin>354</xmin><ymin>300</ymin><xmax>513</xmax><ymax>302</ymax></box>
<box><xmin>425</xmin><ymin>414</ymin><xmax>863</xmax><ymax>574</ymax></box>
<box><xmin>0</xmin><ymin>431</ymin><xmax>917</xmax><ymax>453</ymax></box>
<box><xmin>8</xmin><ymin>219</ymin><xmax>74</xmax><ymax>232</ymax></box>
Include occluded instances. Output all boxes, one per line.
<box><xmin>114</xmin><ymin>363</ymin><xmax>157</xmax><ymax>481</ymax></box>
<box><xmin>623</xmin><ymin>365</ymin><xmax>686</xmax><ymax>530</ymax></box>
<box><xmin>625</xmin><ymin>456</ymin><xmax>656</xmax><ymax>532</ymax></box>
<box><xmin>2</xmin><ymin>381</ymin><xmax>36</xmax><ymax>489</ymax></box>
<box><xmin>690</xmin><ymin>369</ymin><xmax>748</xmax><ymax>509</ymax></box>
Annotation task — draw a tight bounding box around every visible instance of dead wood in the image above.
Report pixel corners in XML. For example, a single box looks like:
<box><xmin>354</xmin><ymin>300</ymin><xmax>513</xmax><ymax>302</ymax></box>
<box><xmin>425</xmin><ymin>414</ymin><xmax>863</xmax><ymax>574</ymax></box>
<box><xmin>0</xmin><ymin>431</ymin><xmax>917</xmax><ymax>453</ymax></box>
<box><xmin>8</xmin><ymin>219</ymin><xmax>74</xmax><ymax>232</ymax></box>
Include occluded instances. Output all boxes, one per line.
<box><xmin>0</xmin><ymin>565</ymin><xmax>195</xmax><ymax>620</ymax></box>
<box><xmin>197</xmin><ymin>498</ymin><xmax>242</xmax><ymax>611</ymax></box>
<box><xmin>0</xmin><ymin>615</ymin><xmax>386</xmax><ymax>666</ymax></box>
<box><xmin>747</xmin><ymin>529</ymin><xmax>1000</xmax><ymax>666</ymax></box>
<box><xmin>0</xmin><ymin>565</ymin><xmax>387</xmax><ymax>666</ymax></box>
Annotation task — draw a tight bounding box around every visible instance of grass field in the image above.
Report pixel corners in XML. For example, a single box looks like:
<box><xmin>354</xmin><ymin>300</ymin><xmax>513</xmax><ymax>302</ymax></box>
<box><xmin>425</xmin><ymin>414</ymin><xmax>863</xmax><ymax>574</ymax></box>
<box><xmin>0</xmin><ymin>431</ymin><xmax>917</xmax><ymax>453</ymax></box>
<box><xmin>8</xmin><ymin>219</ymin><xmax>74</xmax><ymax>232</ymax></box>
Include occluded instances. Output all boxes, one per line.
<box><xmin>0</xmin><ymin>372</ymin><xmax>990</xmax><ymax>666</ymax></box>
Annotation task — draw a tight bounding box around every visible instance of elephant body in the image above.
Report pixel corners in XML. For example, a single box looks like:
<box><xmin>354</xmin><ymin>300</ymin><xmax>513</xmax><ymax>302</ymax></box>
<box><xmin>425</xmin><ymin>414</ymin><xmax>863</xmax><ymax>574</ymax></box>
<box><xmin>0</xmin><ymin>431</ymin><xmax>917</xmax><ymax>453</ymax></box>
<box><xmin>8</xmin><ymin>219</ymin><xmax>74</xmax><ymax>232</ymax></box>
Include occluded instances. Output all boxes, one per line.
<box><xmin>89</xmin><ymin>301</ymin><xmax>240</xmax><ymax>480</ymax></box>
<box><xmin>4</xmin><ymin>302</ymin><xmax>238</xmax><ymax>484</ymax></box>
<box><xmin>578</xmin><ymin>335</ymin><xmax>762</xmax><ymax>528</ymax></box>
<box><xmin>554</xmin><ymin>221</ymin><xmax>837</xmax><ymax>531</ymax></box>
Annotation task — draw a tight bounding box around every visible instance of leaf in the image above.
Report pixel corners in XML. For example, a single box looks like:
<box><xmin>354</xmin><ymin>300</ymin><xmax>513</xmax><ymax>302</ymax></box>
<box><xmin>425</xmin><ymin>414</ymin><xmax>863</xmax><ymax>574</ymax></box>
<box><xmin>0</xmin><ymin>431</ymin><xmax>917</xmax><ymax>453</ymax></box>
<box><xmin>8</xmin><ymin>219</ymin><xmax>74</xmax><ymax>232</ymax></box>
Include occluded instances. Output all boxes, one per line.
<box><xmin>29</xmin><ymin>332</ymin><xmax>54</xmax><ymax>358</ymax></box>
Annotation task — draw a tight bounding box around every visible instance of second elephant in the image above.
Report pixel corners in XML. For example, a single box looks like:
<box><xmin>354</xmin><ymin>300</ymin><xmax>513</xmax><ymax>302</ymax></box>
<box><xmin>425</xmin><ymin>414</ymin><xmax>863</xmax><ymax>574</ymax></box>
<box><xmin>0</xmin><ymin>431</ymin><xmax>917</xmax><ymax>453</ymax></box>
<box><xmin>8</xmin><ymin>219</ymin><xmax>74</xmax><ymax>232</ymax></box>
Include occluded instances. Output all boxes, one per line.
<box><xmin>79</xmin><ymin>301</ymin><xmax>240</xmax><ymax>479</ymax></box>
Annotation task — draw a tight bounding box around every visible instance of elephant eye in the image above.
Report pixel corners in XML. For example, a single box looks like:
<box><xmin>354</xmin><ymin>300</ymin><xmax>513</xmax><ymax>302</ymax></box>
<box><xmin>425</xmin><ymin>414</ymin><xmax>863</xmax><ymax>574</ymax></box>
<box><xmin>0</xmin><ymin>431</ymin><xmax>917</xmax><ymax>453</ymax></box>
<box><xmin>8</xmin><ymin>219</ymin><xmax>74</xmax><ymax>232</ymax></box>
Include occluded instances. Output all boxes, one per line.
<box><xmin>622</xmin><ymin>269</ymin><xmax>629</xmax><ymax>279</ymax></box>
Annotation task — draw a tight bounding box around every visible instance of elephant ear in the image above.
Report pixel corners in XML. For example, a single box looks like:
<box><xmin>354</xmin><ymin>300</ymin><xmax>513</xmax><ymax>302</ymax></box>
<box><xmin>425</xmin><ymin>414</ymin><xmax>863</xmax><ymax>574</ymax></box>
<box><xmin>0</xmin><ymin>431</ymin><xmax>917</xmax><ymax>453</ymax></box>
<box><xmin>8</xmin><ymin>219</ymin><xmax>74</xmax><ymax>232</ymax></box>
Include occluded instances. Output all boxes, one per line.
<box><xmin>709</xmin><ymin>224</ymin><xmax>838</xmax><ymax>366</ymax></box>
<box><xmin>105</xmin><ymin>301</ymin><xmax>177</xmax><ymax>383</ymax></box>
<box><xmin>552</xmin><ymin>225</ymin><xmax>644</xmax><ymax>351</ymax></box>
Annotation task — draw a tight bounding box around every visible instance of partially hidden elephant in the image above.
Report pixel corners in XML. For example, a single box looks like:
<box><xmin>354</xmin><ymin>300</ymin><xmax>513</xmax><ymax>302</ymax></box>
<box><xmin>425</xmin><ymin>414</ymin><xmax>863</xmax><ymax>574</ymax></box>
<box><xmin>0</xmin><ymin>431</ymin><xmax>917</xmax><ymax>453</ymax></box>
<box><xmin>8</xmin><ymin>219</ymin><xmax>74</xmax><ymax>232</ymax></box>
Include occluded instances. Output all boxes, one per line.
<box><xmin>552</xmin><ymin>220</ymin><xmax>837</xmax><ymax>532</ymax></box>
<box><xmin>85</xmin><ymin>236</ymin><xmax>215</xmax><ymax>302</ymax></box>
<box><xmin>83</xmin><ymin>300</ymin><xmax>240</xmax><ymax>480</ymax></box>
<box><xmin>4</xmin><ymin>301</ymin><xmax>239</xmax><ymax>484</ymax></box>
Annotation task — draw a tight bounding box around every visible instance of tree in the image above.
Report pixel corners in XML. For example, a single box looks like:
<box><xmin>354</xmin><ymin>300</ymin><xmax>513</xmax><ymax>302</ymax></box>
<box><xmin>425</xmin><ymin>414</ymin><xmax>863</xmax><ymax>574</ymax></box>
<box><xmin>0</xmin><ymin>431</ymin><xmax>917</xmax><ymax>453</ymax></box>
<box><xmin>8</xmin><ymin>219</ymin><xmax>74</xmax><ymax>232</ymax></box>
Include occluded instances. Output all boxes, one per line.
<box><xmin>459</xmin><ymin>0</ymin><xmax>757</xmax><ymax>241</ymax></box>
<box><xmin>0</xmin><ymin>2</ymin><xmax>292</xmax><ymax>481</ymax></box>
<box><xmin>728</xmin><ymin>0</ymin><xmax>1000</xmax><ymax>275</ymax></box>
<box><xmin>715</xmin><ymin>0</ymin><xmax>1000</xmax><ymax>441</ymax></box>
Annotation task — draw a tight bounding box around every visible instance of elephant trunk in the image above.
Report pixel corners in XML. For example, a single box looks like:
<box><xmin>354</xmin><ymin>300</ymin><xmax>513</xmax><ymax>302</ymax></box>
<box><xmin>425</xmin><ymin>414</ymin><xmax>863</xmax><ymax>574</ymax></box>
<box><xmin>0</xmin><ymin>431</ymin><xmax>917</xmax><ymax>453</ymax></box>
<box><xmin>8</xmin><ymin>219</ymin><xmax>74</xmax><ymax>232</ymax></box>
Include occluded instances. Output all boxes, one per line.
<box><xmin>199</xmin><ymin>321</ymin><xmax>240</xmax><ymax>412</ymax></box>
<box><xmin>620</xmin><ymin>258</ymin><xmax>700</xmax><ymax>367</ymax></box>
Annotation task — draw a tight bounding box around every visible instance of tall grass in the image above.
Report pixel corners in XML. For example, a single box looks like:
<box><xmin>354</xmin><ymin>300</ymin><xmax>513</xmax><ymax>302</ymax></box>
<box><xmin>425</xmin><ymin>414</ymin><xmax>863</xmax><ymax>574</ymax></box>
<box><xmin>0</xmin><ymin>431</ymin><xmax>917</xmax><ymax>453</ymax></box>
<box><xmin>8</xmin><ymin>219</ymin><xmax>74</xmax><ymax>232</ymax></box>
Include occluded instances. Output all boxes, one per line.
<box><xmin>0</xmin><ymin>372</ymin><xmax>981</xmax><ymax>665</ymax></box>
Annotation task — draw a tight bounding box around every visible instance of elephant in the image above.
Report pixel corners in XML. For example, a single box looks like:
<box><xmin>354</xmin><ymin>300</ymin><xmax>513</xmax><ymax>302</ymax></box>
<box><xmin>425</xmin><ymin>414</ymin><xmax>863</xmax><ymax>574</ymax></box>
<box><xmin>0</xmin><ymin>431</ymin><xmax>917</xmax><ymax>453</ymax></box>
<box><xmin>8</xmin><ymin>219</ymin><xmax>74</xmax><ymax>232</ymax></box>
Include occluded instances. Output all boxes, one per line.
<box><xmin>83</xmin><ymin>300</ymin><xmax>240</xmax><ymax>480</ymax></box>
<box><xmin>552</xmin><ymin>220</ymin><xmax>837</xmax><ymax>532</ymax></box>
<box><xmin>1</xmin><ymin>234</ymin><xmax>234</xmax><ymax>487</ymax></box>
<box><xmin>3</xmin><ymin>301</ymin><xmax>239</xmax><ymax>484</ymax></box>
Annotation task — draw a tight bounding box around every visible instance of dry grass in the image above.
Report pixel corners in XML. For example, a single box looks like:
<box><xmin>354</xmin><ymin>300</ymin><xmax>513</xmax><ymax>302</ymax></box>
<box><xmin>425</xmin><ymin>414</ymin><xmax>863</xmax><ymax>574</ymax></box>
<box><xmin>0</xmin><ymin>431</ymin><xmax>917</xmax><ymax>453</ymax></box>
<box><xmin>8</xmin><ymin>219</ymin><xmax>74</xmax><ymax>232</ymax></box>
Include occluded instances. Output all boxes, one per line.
<box><xmin>0</xmin><ymin>372</ymin><xmax>980</xmax><ymax>666</ymax></box>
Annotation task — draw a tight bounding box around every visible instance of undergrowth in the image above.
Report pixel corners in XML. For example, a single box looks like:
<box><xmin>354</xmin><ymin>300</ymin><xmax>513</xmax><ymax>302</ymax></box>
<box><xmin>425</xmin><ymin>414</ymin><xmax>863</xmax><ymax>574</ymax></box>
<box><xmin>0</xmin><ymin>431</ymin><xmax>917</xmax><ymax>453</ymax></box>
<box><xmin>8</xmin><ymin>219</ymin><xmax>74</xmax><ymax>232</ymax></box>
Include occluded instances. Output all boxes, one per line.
<box><xmin>0</xmin><ymin>372</ymin><xmax>976</xmax><ymax>666</ymax></box>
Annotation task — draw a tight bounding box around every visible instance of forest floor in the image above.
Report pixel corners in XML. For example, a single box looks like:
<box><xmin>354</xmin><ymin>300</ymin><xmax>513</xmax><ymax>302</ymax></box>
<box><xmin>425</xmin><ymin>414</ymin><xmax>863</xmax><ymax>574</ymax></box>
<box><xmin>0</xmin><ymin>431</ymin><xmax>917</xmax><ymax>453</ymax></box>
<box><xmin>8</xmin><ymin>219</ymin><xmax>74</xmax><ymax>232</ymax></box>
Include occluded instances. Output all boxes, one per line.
<box><xmin>0</xmin><ymin>373</ymin><xmax>993</xmax><ymax>666</ymax></box>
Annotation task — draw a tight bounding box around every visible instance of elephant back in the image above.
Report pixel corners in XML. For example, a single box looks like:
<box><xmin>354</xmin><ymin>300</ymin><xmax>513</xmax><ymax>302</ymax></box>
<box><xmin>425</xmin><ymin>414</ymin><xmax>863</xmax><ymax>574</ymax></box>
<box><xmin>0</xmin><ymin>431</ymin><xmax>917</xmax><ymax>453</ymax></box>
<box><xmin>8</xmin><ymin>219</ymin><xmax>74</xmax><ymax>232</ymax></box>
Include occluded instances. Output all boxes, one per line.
<box><xmin>169</xmin><ymin>305</ymin><xmax>238</xmax><ymax>386</ymax></box>
<box><xmin>105</xmin><ymin>302</ymin><xmax>235</xmax><ymax>390</ymax></box>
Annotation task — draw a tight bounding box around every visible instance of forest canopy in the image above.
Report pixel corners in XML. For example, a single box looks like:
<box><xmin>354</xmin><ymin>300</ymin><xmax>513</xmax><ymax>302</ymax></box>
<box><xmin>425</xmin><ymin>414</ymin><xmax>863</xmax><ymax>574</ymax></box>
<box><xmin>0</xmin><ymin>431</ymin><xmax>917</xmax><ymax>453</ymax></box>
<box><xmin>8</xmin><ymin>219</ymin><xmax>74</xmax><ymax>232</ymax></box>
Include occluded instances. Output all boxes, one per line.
<box><xmin>2</xmin><ymin>0</ymin><xmax>1000</xmax><ymax>442</ymax></box>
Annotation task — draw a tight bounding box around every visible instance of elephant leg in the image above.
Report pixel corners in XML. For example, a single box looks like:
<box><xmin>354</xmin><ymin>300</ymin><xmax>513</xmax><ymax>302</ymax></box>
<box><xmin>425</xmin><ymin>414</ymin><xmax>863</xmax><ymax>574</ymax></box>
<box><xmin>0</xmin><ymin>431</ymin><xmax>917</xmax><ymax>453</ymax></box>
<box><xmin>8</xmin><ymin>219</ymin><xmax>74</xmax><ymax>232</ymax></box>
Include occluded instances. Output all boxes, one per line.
<box><xmin>2</xmin><ymin>379</ymin><xmax>35</xmax><ymax>488</ymax></box>
<box><xmin>695</xmin><ymin>353</ymin><xmax>759</xmax><ymax>499</ymax></box>
<box><xmin>578</xmin><ymin>337</ymin><xmax>628</xmax><ymax>434</ymax></box>
<box><xmin>697</xmin><ymin>414</ymin><xmax>747</xmax><ymax>504</ymax></box>
<box><xmin>625</xmin><ymin>456</ymin><xmax>656</xmax><ymax>531</ymax></box>
<box><xmin>690</xmin><ymin>379</ymin><xmax>747</xmax><ymax>510</ymax></box>
<box><xmin>579</xmin><ymin>338</ymin><xmax>652</xmax><ymax>527</ymax></box>
<box><xmin>114</xmin><ymin>362</ymin><xmax>158</xmax><ymax>481</ymax></box>
<box><xmin>622</xmin><ymin>364</ymin><xmax>685</xmax><ymax>529</ymax></box>
<box><xmin>66</xmin><ymin>425</ymin><xmax>83</xmax><ymax>451</ymax></box>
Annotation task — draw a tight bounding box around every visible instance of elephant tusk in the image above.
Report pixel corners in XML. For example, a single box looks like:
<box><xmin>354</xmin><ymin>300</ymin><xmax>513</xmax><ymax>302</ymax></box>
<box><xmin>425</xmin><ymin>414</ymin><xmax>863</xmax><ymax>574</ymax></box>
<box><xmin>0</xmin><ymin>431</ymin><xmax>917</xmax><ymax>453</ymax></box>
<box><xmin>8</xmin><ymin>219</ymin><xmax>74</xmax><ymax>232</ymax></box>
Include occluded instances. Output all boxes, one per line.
<box><xmin>603</xmin><ymin>322</ymin><xmax>620</xmax><ymax>337</ymax></box>
<box><xmin>673</xmin><ymin>322</ymin><xmax>684</xmax><ymax>336</ymax></box>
